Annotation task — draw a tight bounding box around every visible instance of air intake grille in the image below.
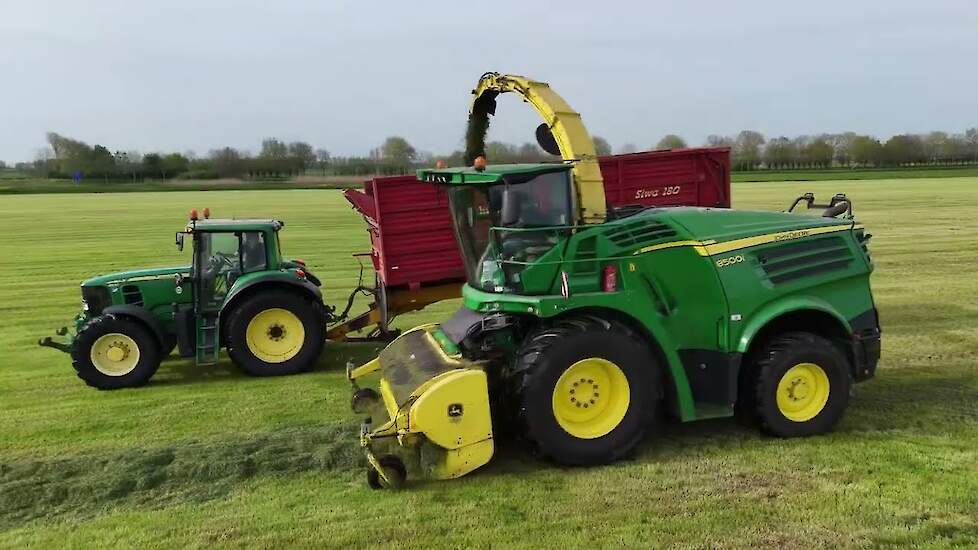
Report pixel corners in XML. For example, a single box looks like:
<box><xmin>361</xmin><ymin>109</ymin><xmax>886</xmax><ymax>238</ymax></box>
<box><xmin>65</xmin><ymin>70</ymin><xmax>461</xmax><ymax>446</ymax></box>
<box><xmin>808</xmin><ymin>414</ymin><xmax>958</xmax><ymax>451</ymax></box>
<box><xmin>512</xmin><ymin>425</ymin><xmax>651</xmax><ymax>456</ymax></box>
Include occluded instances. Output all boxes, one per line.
<box><xmin>122</xmin><ymin>285</ymin><xmax>144</xmax><ymax>306</ymax></box>
<box><xmin>604</xmin><ymin>219</ymin><xmax>677</xmax><ymax>249</ymax></box>
<box><xmin>757</xmin><ymin>236</ymin><xmax>853</xmax><ymax>284</ymax></box>
<box><xmin>572</xmin><ymin>236</ymin><xmax>599</xmax><ymax>274</ymax></box>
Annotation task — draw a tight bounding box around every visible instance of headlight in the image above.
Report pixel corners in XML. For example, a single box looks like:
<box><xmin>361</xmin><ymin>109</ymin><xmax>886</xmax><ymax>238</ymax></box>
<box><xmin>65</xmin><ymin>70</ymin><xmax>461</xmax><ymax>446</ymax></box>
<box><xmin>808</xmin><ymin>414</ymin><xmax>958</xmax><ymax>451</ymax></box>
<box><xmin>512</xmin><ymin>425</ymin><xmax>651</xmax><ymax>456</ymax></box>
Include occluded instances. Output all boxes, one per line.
<box><xmin>82</xmin><ymin>300</ymin><xmax>89</xmax><ymax>311</ymax></box>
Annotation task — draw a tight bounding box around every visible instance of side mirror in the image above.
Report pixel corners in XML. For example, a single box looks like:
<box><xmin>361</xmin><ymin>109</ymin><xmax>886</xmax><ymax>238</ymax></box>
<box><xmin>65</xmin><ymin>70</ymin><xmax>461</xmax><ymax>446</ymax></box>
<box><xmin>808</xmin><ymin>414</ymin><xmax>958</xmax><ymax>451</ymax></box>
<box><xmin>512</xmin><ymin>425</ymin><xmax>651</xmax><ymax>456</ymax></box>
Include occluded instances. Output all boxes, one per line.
<box><xmin>175</xmin><ymin>232</ymin><xmax>185</xmax><ymax>251</ymax></box>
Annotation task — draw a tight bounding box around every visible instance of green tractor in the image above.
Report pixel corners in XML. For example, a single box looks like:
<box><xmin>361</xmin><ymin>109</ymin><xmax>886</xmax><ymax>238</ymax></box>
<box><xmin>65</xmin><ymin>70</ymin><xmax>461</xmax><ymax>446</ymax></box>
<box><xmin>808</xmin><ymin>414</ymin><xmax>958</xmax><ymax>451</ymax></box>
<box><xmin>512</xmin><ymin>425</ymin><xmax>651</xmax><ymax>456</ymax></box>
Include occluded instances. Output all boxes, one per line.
<box><xmin>40</xmin><ymin>209</ymin><xmax>326</xmax><ymax>389</ymax></box>
<box><xmin>348</xmin><ymin>74</ymin><xmax>881</xmax><ymax>488</ymax></box>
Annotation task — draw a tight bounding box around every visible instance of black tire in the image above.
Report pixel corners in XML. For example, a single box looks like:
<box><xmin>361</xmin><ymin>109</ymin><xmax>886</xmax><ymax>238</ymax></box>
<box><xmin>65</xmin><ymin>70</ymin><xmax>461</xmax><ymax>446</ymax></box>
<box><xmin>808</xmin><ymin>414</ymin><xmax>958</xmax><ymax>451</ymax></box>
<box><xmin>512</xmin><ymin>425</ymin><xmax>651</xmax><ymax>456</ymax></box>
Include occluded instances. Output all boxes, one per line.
<box><xmin>750</xmin><ymin>331</ymin><xmax>851</xmax><ymax>437</ymax></box>
<box><xmin>225</xmin><ymin>290</ymin><xmax>324</xmax><ymax>377</ymax></box>
<box><xmin>367</xmin><ymin>456</ymin><xmax>407</xmax><ymax>490</ymax></box>
<box><xmin>71</xmin><ymin>314</ymin><xmax>162</xmax><ymax>390</ymax></box>
<box><xmin>511</xmin><ymin>316</ymin><xmax>660</xmax><ymax>466</ymax></box>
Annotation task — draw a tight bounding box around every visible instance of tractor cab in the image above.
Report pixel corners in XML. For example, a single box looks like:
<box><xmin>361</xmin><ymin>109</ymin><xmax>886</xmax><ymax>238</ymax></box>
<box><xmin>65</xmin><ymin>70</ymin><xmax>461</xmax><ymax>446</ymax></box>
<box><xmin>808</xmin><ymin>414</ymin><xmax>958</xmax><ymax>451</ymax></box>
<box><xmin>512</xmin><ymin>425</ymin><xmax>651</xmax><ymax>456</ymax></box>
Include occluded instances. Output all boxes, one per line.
<box><xmin>419</xmin><ymin>163</ymin><xmax>575</xmax><ymax>293</ymax></box>
<box><xmin>178</xmin><ymin>213</ymin><xmax>292</xmax><ymax>364</ymax></box>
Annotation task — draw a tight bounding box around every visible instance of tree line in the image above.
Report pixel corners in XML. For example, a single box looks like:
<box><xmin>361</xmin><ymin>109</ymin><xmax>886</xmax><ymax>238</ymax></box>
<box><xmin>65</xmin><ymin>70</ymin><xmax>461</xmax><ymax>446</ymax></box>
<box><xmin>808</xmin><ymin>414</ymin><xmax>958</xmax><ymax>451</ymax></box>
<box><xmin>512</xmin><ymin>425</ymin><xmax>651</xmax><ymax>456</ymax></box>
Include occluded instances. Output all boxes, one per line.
<box><xmin>10</xmin><ymin>127</ymin><xmax>978</xmax><ymax>182</ymax></box>
<box><xmin>691</xmin><ymin>129</ymin><xmax>978</xmax><ymax>171</ymax></box>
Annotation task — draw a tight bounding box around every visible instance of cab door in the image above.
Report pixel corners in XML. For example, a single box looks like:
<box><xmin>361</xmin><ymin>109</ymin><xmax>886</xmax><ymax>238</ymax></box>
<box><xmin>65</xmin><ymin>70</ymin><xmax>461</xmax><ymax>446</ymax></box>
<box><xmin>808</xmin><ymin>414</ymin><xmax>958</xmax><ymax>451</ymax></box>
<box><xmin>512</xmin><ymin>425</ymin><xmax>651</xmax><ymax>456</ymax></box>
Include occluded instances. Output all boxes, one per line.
<box><xmin>192</xmin><ymin>231</ymin><xmax>241</xmax><ymax>365</ymax></box>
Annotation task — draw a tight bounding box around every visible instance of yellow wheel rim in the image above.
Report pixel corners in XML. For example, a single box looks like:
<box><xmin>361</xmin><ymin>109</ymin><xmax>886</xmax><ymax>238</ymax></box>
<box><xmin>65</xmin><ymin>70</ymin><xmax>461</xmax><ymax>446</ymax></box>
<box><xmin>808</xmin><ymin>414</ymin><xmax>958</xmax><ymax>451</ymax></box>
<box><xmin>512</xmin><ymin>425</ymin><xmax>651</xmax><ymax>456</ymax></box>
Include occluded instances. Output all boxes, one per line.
<box><xmin>90</xmin><ymin>333</ymin><xmax>140</xmax><ymax>376</ymax></box>
<box><xmin>245</xmin><ymin>308</ymin><xmax>305</xmax><ymax>364</ymax></box>
<box><xmin>551</xmin><ymin>357</ymin><xmax>630</xmax><ymax>439</ymax></box>
<box><xmin>776</xmin><ymin>362</ymin><xmax>830</xmax><ymax>422</ymax></box>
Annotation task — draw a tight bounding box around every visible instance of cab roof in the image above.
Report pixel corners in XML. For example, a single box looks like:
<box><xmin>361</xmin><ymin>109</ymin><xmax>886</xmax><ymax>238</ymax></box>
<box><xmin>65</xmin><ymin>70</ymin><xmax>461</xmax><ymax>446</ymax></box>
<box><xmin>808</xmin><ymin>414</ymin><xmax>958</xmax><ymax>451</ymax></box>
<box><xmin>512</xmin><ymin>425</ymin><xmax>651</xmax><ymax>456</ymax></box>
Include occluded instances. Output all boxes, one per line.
<box><xmin>417</xmin><ymin>163</ymin><xmax>571</xmax><ymax>185</ymax></box>
<box><xmin>186</xmin><ymin>219</ymin><xmax>283</xmax><ymax>232</ymax></box>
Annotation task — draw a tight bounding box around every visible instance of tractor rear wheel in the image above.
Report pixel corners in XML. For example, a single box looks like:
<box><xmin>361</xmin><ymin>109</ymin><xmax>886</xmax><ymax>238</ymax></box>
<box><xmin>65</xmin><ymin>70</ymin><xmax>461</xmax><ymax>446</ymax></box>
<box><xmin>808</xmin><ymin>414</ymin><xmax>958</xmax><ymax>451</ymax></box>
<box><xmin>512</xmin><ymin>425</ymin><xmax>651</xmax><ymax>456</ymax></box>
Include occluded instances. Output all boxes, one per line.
<box><xmin>511</xmin><ymin>317</ymin><xmax>660</xmax><ymax>466</ymax></box>
<box><xmin>225</xmin><ymin>290</ymin><xmax>324</xmax><ymax>376</ymax></box>
<box><xmin>72</xmin><ymin>314</ymin><xmax>162</xmax><ymax>390</ymax></box>
<box><xmin>751</xmin><ymin>331</ymin><xmax>851</xmax><ymax>437</ymax></box>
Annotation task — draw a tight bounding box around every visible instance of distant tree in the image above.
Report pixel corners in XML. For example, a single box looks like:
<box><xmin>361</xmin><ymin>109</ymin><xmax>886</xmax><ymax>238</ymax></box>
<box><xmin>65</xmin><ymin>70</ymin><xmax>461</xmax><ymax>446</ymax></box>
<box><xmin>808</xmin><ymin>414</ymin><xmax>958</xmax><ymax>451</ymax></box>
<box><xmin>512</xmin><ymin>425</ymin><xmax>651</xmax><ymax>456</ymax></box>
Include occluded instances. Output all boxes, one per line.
<box><xmin>89</xmin><ymin>145</ymin><xmax>116</xmax><ymax>181</ymax></box>
<box><xmin>618</xmin><ymin>143</ymin><xmax>638</xmax><ymax>154</ymax></box>
<box><xmin>260</xmin><ymin>138</ymin><xmax>288</xmax><ymax>159</ymax></box>
<box><xmin>883</xmin><ymin>134</ymin><xmax>925</xmax><ymax>166</ymax></box>
<box><xmin>485</xmin><ymin>141</ymin><xmax>516</xmax><ymax>163</ymax></box>
<box><xmin>517</xmin><ymin>142</ymin><xmax>545</xmax><ymax>162</ymax></box>
<box><xmin>142</xmin><ymin>153</ymin><xmax>163</xmax><ymax>178</ymax></box>
<box><xmin>315</xmin><ymin>148</ymin><xmax>331</xmax><ymax>175</ymax></box>
<box><xmin>46</xmin><ymin>132</ymin><xmax>92</xmax><ymax>176</ymax></box>
<box><xmin>210</xmin><ymin>147</ymin><xmax>245</xmax><ymax>178</ymax></box>
<box><xmin>734</xmin><ymin>130</ymin><xmax>765</xmax><ymax>170</ymax></box>
<box><xmin>380</xmin><ymin>136</ymin><xmax>417</xmax><ymax>165</ymax></box>
<box><xmin>850</xmin><ymin>135</ymin><xmax>883</xmax><ymax>166</ymax></box>
<box><xmin>791</xmin><ymin>136</ymin><xmax>811</xmax><ymax>167</ymax></box>
<box><xmin>162</xmin><ymin>153</ymin><xmax>190</xmax><ymax>179</ymax></box>
<box><xmin>805</xmin><ymin>137</ymin><xmax>834</xmax><ymax>169</ymax></box>
<box><xmin>592</xmin><ymin>136</ymin><xmax>612</xmax><ymax>156</ymax></box>
<box><xmin>705</xmin><ymin>134</ymin><xmax>733</xmax><ymax>148</ymax></box>
<box><xmin>830</xmin><ymin>132</ymin><xmax>856</xmax><ymax>167</ymax></box>
<box><xmin>0</xmin><ymin>160</ymin><xmax>7</xmax><ymax>170</ymax></box>
<box><xmin>287</xmin><ymin>141</ymin><xmax>316</xmax><ymax>172</ymax></box>
<box><xmin>966</xmin><ymin>128</ymin><xmax>978</xmax><ymax>162</ymax></box>
<box><xmin>924</xmin><ymin>131</ymin><xmax>950</xmax><ymax>164</ymax></box>
<box><xmin>764</xmin><ymin>136</ymin><xmax>797</xmax><ymax>169</ymax></box>
<box><xmin>656</xmin><ymin>134</ymin><xmax>687</xmax><ymax>149</ymax></box>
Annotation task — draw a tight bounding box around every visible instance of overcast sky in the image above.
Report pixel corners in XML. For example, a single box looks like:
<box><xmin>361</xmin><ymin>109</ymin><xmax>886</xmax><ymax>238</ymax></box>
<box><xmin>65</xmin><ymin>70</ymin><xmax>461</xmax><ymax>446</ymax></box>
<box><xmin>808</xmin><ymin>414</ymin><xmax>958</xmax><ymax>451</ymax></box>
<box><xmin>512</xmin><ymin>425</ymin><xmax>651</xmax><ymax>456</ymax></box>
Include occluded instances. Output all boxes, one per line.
<box><xmin>1</xmin><ymin>0</ymin><xmax>976</xmax><ymax>163</ymax></box>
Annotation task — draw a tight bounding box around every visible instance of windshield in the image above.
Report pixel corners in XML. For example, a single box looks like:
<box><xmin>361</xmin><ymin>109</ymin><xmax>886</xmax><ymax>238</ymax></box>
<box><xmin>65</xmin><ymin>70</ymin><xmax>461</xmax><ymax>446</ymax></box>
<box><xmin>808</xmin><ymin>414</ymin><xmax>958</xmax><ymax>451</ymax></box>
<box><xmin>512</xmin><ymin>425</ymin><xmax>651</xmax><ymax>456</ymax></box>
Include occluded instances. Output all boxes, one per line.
<box><xmin>448</xmin><ymin>170</ymin><xmax>573</xmax><ymax>292</ymax></box>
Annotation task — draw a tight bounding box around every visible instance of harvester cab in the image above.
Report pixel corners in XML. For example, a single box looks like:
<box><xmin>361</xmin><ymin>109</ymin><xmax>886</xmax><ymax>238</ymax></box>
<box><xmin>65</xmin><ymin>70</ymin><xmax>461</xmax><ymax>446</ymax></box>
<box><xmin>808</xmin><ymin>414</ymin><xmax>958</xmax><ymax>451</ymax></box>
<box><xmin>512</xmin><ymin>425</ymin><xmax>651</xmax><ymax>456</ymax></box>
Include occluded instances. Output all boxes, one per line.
<box><xmin>352</xmin><ymin>73</ymin><xmax>880</xmax><ymax>489</ymax></box>
<box><xmin>40</xmin><ymin>209</ymin><xmax>327</xmax><ymax>390</ymax></box>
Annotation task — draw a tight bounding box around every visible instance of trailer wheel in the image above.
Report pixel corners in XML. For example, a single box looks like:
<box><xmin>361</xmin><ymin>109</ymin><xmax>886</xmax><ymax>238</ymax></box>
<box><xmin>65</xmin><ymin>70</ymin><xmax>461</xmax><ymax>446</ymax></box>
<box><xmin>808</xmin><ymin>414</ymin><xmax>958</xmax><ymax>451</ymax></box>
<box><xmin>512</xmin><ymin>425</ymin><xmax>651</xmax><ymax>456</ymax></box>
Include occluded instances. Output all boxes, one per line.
<box><xmin>72</xmin><ymin>314</ymin><xmax>162</xmax><ymax>390</ymax></box>
<box><xmin>512</xmin><ymin>317</ymin><xmax>660</xmax><ymax>466</ymax></box>
<box><xmin>225</xmin><ymin>290</ymin><xmax>324</xmax><ymax>376</ymax></box>
<box><xmin>751</xmin><ymin>331</ymin><xmax>851</xmax><ymax>437</ymax></box>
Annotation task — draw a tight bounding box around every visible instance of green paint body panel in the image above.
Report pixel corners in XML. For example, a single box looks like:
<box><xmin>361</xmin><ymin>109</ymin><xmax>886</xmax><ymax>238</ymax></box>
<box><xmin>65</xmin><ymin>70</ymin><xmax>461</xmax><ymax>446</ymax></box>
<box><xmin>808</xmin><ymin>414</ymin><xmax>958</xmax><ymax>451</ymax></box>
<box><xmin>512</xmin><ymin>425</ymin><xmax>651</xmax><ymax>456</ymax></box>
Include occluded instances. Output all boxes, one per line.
<box><xmin>459</xmin><ymin>206</ymin><xmax>877</xmax><ymax>422</ymax></box>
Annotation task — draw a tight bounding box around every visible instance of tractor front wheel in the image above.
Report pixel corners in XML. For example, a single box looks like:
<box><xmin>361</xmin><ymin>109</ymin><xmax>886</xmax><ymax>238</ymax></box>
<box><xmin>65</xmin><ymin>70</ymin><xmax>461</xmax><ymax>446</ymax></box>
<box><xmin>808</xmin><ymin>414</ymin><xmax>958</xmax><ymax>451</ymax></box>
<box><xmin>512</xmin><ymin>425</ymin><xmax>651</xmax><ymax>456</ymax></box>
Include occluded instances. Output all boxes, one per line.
<box><xmin>512</xmin><ymin>317</ymin><xmax>660</xmax><ymax>466</ymax></box>
<box><xmin>72</xmin><ymin>314</ymin><xmax>162</xmax><ymax>390</ymax></box>
<box><xmin>225</xmin><ymin>290</ymin><xmax>324</xmax><ymax>376</ymax></box>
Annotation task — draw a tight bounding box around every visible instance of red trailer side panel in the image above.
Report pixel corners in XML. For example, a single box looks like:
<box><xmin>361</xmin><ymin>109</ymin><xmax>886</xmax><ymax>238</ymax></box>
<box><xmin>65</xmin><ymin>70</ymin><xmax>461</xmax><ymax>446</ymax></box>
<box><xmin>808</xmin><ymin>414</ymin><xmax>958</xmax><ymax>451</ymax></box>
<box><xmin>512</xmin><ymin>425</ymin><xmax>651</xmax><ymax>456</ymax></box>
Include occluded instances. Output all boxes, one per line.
<box><xmin>344</xmin><ymin>176</ymin><xmax>464</xmax><ymax>289</ymax></box>
<box><xmin>599</xmin><ymin>147</ymin><xmax>731</xmax><ymax>209</ymax></box>
<box><xmin>345</xmin><ymin>147</ymin><xmax>731</xmax><ymax>289</ymax></box>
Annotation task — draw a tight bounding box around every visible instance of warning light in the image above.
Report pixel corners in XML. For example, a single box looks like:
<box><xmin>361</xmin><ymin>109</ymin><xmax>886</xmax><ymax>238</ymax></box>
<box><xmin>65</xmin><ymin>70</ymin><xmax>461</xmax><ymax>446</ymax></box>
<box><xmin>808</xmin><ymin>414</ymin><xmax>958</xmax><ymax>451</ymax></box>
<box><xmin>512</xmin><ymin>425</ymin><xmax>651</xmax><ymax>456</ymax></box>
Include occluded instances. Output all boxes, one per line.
<box><xmin>473</xmin><ymin>156</ymin><xmax>487</xmax><ymax>171</ymax></box>
<box><xmin>189</xmin><ymin>209</ymin><xmax>198</xmax><ymax>221</ymax></box>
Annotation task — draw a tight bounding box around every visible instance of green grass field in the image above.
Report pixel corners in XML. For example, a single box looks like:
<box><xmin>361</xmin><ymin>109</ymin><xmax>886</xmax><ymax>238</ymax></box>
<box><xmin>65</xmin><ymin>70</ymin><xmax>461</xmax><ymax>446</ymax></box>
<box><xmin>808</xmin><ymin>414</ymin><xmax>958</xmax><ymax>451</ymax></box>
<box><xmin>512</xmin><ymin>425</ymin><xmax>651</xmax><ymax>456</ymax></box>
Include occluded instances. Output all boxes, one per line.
<box><xmin>1</xmin><ymin>178</ymin><xmax>977</xmax><ymax>548</ymax></box>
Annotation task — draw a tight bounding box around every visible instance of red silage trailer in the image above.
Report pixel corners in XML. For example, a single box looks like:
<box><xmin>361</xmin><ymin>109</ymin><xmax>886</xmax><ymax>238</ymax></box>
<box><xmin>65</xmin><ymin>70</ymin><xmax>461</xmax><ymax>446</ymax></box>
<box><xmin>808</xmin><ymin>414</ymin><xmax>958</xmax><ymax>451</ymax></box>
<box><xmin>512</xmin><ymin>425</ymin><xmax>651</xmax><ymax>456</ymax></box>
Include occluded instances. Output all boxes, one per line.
<box><xmin>328</xmin><ymin>147</ymin><xmax>730</xmax><ymax>339</ymax></box>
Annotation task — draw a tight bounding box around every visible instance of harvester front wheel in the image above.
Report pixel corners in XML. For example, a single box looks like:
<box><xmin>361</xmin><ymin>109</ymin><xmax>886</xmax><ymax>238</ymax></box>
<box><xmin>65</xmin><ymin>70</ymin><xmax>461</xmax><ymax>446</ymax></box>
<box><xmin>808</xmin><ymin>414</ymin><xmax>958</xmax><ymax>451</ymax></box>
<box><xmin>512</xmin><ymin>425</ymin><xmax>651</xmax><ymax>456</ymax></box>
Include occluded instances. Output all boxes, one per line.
<box><xmin>226</xmin><ymin>291</ymin><xmax>324</xmax><ymax>376</ymax></box>
<box><xmin>72</xmin><ymin>314</ymin><xmax>162</xmax><ymax>390</ymax></box>
<box><xmin>751</xmin><ymin>331</ymin><xmax>851</xmax><ymax>437</ymax></box>
<box><xmin>513</xmin><ymin>317</ymin><xmax>659</xmax><ymax>466</ymax></box>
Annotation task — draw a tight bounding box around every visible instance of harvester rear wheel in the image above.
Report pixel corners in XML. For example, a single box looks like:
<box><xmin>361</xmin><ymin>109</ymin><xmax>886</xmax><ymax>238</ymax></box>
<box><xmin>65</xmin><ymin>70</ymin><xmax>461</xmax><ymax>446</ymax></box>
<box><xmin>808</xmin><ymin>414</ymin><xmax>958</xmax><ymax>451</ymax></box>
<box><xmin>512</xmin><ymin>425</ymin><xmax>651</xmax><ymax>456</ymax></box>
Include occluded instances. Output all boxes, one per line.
<box><xmin>512</xmin><ymin>317</ymin><xmax>659</xmax><ymax>466</ymax></box>
<box><xmin>72</xmin><ymin>314</ymin><xmax>162</xmax><ymax>390</ymax></box>
<box><xmin>226</xmin><ymin>291</ymin><xmax>324</xmax><ymax>377</ymax></box>
<box><xmin>751</xmin><ymin>331</ymin><xmax>851</xmax><ymax>437</ymax></box>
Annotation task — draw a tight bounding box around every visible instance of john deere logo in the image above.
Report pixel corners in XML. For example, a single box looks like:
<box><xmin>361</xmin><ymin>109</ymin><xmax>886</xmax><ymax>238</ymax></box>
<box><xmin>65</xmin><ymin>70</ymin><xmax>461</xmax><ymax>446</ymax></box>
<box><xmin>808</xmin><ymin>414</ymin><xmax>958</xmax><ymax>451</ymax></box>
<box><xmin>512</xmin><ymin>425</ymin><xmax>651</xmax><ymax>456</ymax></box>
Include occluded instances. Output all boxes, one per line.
<box><xmin>448</xmin><ymin>403</ymin><xmax>464</xmax><ymax>417</ymax></box>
